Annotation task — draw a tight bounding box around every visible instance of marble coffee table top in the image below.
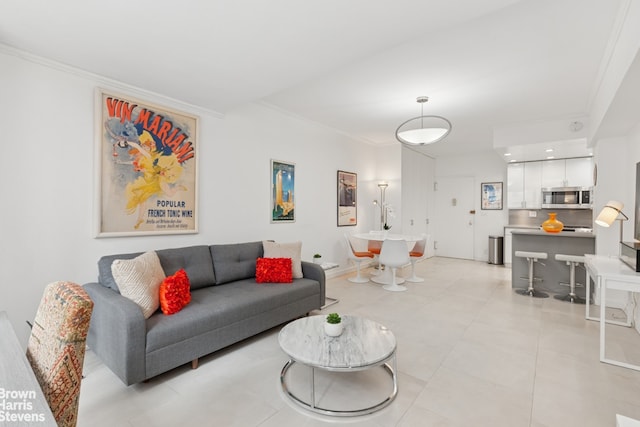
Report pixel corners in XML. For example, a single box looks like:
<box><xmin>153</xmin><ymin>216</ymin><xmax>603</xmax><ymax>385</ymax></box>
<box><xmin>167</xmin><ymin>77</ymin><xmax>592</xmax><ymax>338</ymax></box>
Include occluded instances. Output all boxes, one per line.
<box><xmin>278</xmin><ymin>315</ymin><xmax>396</xmax><ymax>369</ymax></box>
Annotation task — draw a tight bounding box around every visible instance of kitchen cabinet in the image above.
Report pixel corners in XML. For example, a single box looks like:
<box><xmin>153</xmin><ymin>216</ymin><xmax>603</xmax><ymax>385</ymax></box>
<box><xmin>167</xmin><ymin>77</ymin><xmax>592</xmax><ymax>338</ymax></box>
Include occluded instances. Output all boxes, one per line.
<box><xmin>541</xmin><ymin>157</ymin><xmax>593</xmax><ymax>188</ymax></box>
<box><xmin>565</xmin><ymin>157</ymin><xmax>593</xmax><ymax>187</ymax></box>
<box><xmin>541</xmin><ymin>159</ymin><xmax>565</xmax><ymax>188</ymax></box>
<box><xmin>507</xmin><ymin>162</ymin><xmax>542</xmax><ymax>209</ymax></box>
<box><xmin>401</xmin><ymin>147</ymin><xmax>434</xmax><ymax>257</ymax></box>
<box><xmin>503</xmin><ymin>227</ymin><xmax>516</xmax><ymax>265</ymax></box>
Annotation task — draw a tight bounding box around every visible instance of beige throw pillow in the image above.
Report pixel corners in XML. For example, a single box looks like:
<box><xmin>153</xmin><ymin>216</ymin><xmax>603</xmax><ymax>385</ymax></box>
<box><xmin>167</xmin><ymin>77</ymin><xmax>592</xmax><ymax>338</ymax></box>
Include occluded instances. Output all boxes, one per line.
<box><xmin>111</xmin><ymin>251</ymin><xmax>166</xmax><ymax>319</ymax></box>
<box><xmin>262</xmin><ymin>241</ymin><xmax>303</xmax><ymax>279</ymax></box>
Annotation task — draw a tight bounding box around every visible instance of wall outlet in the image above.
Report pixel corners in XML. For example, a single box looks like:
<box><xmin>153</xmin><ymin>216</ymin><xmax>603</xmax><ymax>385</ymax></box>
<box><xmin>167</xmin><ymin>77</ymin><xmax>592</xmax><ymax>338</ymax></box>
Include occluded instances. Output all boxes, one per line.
<box><xmin>528</xmin><ymin>211</ymin><xmax>537</xmax><ymax>217</ymax></box>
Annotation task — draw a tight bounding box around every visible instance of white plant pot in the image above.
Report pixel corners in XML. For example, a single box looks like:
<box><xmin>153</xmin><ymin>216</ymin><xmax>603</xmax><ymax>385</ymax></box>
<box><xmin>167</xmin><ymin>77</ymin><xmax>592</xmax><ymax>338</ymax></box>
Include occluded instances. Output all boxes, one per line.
<box><xmin>324</xmin><ymin>322</ymin><xmax>343</xmax><ymax>337</ymax></box>
<box><xmin>314</xmin><ymin>258</ymin><xmax>322</xmax><ymax>264</ymax></box>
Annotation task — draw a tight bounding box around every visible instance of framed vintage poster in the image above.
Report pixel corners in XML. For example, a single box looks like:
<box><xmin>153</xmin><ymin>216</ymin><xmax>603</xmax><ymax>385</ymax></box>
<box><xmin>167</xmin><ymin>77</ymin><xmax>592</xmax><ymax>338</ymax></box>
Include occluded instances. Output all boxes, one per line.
<box><xmin>481</xmin><ymin>182</ymin><xmax>503</xmax><ymax>210</ymax></box>
<box><xmin>95</xmin><ymin>89</ymin><xmax>198</xmax><ymax>237</ymax></box>
<box><xmin>337</xmin><ymin>170</ymin><xmax>357</xmax><ymax>226</ymax></box>
<box><xmin>271</xmin><ymin>159</ymin><xmax>295</xmax><ymax>222</ymax></box>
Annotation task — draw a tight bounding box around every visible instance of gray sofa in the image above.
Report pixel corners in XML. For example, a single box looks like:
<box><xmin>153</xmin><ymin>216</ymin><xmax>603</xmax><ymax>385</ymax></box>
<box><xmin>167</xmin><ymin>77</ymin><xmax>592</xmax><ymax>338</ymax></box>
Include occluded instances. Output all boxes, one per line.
<box><xmin>83</xmin><ymin>241</ymin><xmax>325</xmax><ymax>385</ymax></box>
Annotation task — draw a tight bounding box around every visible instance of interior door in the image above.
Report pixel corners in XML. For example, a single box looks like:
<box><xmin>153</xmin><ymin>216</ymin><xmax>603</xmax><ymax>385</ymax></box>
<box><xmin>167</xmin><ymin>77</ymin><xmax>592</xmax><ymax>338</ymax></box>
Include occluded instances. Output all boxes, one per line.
<box><xmin>434</xmin><ymin>176</ymin><xmax>475</xmax><ymax>259</ymax></box>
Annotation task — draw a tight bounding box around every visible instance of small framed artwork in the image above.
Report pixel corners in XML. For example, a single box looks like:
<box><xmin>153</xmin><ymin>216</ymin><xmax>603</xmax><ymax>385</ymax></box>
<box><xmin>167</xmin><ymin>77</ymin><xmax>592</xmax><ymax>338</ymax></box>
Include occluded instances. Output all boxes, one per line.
<box><xmin>337</xmin><ymin>170</ymin><xmax>357</xmax><ymax>226</ymax></box>
<box><xmin>271</xmin><ymin>159</ymin><xmax>295</xmax><ymax>222</ymax></box>
<box><xmin>481</xmin><ymin>182</ymin><xmax>503</xmax><ymax>210</ymax></box>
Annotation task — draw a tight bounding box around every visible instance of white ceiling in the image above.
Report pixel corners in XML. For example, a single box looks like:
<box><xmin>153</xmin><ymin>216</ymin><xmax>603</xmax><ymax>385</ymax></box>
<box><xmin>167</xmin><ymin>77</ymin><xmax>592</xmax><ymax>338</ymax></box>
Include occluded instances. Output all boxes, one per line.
<box><xmin>0</xmin><ymin>0</ymin><xmax>624</xmax><ymax>160</ymax></box>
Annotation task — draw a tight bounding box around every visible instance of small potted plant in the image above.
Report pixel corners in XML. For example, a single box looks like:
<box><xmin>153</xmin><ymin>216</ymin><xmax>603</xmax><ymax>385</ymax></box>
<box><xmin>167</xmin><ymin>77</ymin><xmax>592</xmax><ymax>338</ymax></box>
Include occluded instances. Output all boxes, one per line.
<box><xmin>324</xmin><ymin>313</ymin><xmax>343</xmax><ymax>337</ymax></box>
<box><xmin>313</xmin><ymin>253</ymin><xmax>322</xmax><ymax>264</ymax></box>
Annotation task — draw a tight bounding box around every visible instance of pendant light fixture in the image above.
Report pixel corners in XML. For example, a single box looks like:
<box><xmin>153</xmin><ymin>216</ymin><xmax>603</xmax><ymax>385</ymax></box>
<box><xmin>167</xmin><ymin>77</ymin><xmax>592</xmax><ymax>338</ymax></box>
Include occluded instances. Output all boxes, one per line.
<box><xmin>395</xmin><ymin>96</ymin><xmax>452</xmax><ymax>145</ymax></box>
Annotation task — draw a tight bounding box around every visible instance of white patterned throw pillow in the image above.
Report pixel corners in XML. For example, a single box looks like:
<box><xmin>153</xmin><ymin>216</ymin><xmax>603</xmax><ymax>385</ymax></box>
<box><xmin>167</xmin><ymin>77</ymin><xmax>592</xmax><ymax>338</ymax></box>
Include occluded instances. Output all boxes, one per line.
<box><xmin>262</xmin><ymin>241</ymin><xmax>303</xmax><ymax>279</ymax></box>
<box><xmin>111</xmin><ymin>251</ymin><xmax>166</xmax><ymax>319</ymax></box>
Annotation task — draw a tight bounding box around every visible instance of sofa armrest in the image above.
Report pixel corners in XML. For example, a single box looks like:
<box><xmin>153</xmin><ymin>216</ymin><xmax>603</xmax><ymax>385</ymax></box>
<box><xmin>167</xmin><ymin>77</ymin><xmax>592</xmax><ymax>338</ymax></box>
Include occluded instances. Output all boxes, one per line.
<box><xmin>83</xmin><ymin>282</ymin><xmax>147</xmax><ymax>385</ymax></box>
<box><xmin>301</xmin><ymin>261</ymin><xmax>326</xmax><ymax>308</ymax></box>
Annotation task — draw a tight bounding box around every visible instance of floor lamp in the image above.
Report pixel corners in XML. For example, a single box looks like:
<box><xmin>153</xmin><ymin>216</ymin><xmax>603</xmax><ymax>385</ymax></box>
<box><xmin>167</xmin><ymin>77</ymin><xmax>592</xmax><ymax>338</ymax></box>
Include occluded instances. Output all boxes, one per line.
<box><xmin>378</xmin><ymin>182</ymin><xmax>388</xmax><ymax>231</ymax></box>
<box><xmin>595</xmin><ymin>200</ymin><xmax>628</xmax><ymax>254</ymax></box>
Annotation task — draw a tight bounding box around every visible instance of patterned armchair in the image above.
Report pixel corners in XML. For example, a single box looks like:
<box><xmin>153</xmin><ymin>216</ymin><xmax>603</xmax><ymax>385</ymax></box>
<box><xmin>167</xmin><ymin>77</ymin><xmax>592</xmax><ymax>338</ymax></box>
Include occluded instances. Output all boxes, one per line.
<box><xmin>26</xmin><ymin>281</ymin><xmax>94</xmax><ymax>427</ymax></box>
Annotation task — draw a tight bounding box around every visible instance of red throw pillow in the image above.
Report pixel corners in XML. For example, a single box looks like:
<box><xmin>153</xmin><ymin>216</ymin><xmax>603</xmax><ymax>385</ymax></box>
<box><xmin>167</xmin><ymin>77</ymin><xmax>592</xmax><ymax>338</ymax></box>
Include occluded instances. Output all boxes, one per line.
<box><xmin>256</xmin><ymin>258</ymin><xmax>293</xmax><ymax>283</ymax></box>
<box><xmin>159</xmin><ymin>269</ymin><xmax>191</xmax><ymax>315</ymax></box>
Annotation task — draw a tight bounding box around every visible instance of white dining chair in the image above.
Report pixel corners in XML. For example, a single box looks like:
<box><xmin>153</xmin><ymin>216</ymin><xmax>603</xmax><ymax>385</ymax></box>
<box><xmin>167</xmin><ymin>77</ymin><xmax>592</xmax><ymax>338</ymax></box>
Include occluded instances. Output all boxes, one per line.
<box><xmin>378</xmin><ymin>239</ymin><xmax>410</xmax><ymax>292</ymax></box>
<box><xmin>406</xmin><ymin>234</ymin><xmax>427</xmax><ymax>283</ymax></box>
<box><xmin>344</xmin><ymin>234</ymin><xmax>374</xmax><ymax>283</ymax></box>
<box><xmin>367</xmin><ymin>238</ymin><xmax>383</xmax><ymax>276</ymax></box>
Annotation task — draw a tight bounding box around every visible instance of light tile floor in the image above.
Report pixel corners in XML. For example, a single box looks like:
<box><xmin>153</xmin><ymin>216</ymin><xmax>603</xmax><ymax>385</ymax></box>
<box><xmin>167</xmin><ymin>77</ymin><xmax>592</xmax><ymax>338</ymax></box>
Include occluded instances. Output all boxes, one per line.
<box><xmin>78</xmin><ymin>257</ymin><xmax>640</xmax><ymax>426</ymax></box>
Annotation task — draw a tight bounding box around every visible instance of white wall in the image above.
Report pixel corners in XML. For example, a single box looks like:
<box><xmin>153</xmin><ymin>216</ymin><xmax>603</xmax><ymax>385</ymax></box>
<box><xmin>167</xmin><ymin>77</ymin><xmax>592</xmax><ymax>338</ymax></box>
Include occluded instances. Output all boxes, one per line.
<box><xmin>593</xmin><ymin>137</ymin><xmax>634</xmax><ymax>255</ymax></box>
<box><xmin>0</xmin><ymin>49</ymin><xmax>399</xmax><ymax>345</ymax></box>
<box><xmin>434</xmin><ymin>151</ymin><xmax>509</xmax><ymax>261</ymax></box>
<box><xmin>628</xmin><ymin>123</ymin><xmax>640</xmax><ymax>330</ymax></box>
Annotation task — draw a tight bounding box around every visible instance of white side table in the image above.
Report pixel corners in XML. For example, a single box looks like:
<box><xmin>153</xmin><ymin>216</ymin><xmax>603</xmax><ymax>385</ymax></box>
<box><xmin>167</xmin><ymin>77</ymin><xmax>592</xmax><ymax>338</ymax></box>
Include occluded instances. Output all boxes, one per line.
<box><xmin>584</xmin><ymin>255</ymin><xmax>640</xmax><ymax>372</ymax></box>
<box><xmin>585</xmin><ymin>255</ymin><xmax>633</xmax><ymax>326</ymax></box>
<box><xmin>317</xmin><ymin>261</ymin><xmax>339</xmax><ymax>309</ymax></box>
<box><xmin>617</xmin><ymin>414</ymin><xmax>640</xmax><ymax>427</ymax></box>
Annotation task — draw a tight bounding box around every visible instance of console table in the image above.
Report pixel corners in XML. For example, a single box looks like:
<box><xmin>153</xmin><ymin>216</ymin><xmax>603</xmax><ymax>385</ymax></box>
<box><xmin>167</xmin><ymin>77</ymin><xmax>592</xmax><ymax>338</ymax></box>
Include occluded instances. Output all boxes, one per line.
<box><xmin>584</xmin><ymin>255</ymin><xmax>640</xmax><ymax>371</ymax></box>
<box><xmin>0</xmin><ymin>311</ymin><xmax>56</xmax><ymax>426</ymax></box>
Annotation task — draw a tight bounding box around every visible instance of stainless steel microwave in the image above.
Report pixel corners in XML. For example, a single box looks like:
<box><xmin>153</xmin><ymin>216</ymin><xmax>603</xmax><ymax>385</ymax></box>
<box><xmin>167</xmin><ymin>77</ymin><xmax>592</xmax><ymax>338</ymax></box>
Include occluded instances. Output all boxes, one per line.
<box><xmin>541</xmin><ymin>187</ymin><xmax>592</xmax><ymax>209</ymax></box>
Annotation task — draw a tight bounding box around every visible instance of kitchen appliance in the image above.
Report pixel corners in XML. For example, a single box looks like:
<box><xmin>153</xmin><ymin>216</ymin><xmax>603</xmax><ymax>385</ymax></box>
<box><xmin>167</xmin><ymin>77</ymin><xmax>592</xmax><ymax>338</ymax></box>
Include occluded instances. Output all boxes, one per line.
<box><xmin>558</xmin><ymin>225</ymin><xmax>593</xmax><ymax>233</ymax></box>
<box><xmin>537</xmin><ymin>224</ymin><xmax>593</xmax><ymax>233</ymax></box>
<box><xmin>541</xmin><ymin>187</ymin><xmax>592</xmax><ymax>209</ymax></box>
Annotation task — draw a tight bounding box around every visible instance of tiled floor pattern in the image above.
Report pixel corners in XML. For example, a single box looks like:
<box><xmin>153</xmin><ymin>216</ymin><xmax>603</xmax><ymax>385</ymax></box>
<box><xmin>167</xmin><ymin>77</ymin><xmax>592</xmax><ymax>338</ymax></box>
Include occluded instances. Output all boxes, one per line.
<box><xmin>78</xmin><ymin>257</ymin><xmax>640</xmax><ymax>426</ymax></box>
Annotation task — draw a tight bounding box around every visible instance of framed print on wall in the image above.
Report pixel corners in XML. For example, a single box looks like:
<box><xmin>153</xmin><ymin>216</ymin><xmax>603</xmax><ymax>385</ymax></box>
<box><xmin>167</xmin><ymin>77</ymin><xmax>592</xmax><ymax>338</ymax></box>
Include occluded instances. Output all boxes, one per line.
<box><xmin>337</xmin><ymin>170</ymin><xmax>357</xmax><ymax>226</ymax></box>
<box><xmin>481</xmin><ymin>182</ymin><xmax>503</xmax><ymax>210</ymax></box>
<box><xmin>95</xmin><ymin>89</ymin><xmax>198</xmax><ymax>237</ymax></box>
<box><xmin>271</xmin><ymin>159</ymin><xmax>295</xmax><ymax>222</ymax></box>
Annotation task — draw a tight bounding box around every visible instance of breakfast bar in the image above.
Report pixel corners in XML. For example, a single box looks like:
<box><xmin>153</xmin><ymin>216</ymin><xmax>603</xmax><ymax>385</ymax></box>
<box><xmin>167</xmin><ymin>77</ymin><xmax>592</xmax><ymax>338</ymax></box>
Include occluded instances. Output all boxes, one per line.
<box><xmin>511</xmin><ymin>229</ymin><xmax>595</xmax><ymax>297</ymax></box>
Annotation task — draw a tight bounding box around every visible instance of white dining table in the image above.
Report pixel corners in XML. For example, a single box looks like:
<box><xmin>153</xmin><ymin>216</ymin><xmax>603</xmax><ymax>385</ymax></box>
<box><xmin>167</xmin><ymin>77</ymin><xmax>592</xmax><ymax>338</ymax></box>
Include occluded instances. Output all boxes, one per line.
<box><xmin>352</xmin><ymin>232</ymin><xmax>420</xmax><ymax>285</ymax></box>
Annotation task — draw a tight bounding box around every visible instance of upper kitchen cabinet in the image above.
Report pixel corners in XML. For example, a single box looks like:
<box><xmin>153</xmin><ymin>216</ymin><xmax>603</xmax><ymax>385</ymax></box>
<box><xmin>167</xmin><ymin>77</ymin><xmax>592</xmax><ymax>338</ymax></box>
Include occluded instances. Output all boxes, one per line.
<box><xmin>565</xmin><ymin>157</ymin><xmax>594</xmax><ymax>187</ymax></box>
<box><xmin>507</xmin><ymin>162</ymin><xmax>542</xmax><ymax>209</ymax></box>
<box><xmin>540</xmin><ymin>159</ymin><xmax>565</xmax><ymax>188</ymax></box>
<box><xmin>541</xmin><ymin>157</ymin><xmax>593</xmax><ymax>188</ymax></box>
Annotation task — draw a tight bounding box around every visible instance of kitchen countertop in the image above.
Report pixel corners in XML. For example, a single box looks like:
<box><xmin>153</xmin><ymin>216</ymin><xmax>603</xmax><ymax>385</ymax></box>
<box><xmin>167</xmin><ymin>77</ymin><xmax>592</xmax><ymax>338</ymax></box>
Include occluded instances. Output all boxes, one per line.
<box><xmin>511</xmin><ymin>229</ymin><xmax>594</xmax><ymax>238</ymax></box>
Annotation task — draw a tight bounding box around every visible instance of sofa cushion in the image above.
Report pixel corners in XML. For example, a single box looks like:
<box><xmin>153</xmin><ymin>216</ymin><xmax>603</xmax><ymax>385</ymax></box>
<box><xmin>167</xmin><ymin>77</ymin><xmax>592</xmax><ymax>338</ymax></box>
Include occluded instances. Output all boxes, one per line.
<box><xmin>210</xmin><ymin>241</ymin><xmax>263</xmax><ymax>285</ymax></box>
<box><xmin>111</xmin><ymin>251</ymin><xmax>165</xmax><ymax>319</ymax></box>
<box><xmin>145</xmin><ymin>277</ymin><xmax>320</xmax><ymax>352</ymax></box>
<box><xmin>98</xmin><ymin>245</ymin><xmax>216</xmax><ymax>292</ymax></box>
<box><xmin>159</xmin><ymin>269</ymin><xmax>191</xmax><ymax>315</ymax></box>
<box><xmin>255</xmin><ymin>258</ymin><xmax>293</xmax><ymax>283</ymax></box>
<box><xmin>156</xmin><ymin>246</ymin><xmax>215</xmax><ymax>290</ymax></box>
<box><xmin>99</xmin><ymin>252</ymin><xmax>143</xmax><ymax>292</ymax></box>
<box><xmin>262</xmin><ymin>241</ymin><xmax>303</xmax><ymax>278</ymax></box>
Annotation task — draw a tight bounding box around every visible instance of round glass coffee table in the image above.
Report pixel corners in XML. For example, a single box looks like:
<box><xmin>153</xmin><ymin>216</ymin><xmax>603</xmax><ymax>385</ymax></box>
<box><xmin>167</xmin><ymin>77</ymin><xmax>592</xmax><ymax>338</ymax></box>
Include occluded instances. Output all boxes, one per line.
<box><xmin>278</xmin><ymin>315</ymin><xmax>397</xmax><ymax>417</ymax></box>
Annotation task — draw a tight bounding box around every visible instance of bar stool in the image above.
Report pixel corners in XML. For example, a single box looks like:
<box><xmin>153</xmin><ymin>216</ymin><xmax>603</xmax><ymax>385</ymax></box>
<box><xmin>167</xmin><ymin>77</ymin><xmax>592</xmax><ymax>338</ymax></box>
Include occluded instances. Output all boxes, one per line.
<box><xmin>554</xmin><ymin>254</ymin><xmax>586</xmax><ymax>304</ymax></box>
<box><xmin>515</xmin><ymin>251</ymin><xmax>549</xmax><ymax>298</ymax></box>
